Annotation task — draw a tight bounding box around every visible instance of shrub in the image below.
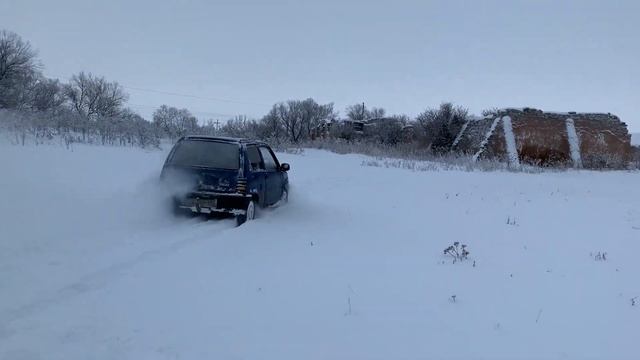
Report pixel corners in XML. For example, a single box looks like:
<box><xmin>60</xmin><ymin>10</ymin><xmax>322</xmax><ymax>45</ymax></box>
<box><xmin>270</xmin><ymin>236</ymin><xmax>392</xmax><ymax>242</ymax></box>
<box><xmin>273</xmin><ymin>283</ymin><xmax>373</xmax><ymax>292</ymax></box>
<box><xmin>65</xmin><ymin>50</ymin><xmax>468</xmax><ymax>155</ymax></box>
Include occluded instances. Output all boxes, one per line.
<box><xmin>444</xmin><ymin>242</ymin><xmax>470</xmax><ymax>263</ymax></box>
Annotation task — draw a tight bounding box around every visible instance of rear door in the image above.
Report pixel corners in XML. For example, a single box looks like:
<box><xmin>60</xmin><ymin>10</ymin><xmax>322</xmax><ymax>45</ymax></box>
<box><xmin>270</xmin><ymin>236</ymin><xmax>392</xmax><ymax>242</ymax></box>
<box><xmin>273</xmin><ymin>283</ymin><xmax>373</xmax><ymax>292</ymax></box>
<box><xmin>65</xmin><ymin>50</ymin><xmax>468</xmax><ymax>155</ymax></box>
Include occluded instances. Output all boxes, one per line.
<box><xmin>245</xmin><ymin>145</ymin><xmax>267</xmax><ymax>205</ymax></box>
<box><xmin>163</xmin><ymin>139</ymin><xmax>241</xmax><ymax>193</ymax></box>
<box><xmin>259</xmin><ymin>146</ymin><xmax>284</xmax><ymax>205</ymax></box>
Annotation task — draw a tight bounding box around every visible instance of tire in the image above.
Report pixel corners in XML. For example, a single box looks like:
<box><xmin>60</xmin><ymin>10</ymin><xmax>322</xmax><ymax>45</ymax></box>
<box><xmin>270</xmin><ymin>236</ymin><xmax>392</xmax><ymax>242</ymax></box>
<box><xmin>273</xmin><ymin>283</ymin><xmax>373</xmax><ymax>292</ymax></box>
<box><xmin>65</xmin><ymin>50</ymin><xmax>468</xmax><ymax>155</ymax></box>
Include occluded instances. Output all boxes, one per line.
<box><xmin>280</xmin><ymin>188</ymin><xmax>289</xmax><ymax>204</ymax></box>
<box><xmin>236</xmin><ymin>199</ymin><xmax>257</xmax><ymax>226</ymax></box>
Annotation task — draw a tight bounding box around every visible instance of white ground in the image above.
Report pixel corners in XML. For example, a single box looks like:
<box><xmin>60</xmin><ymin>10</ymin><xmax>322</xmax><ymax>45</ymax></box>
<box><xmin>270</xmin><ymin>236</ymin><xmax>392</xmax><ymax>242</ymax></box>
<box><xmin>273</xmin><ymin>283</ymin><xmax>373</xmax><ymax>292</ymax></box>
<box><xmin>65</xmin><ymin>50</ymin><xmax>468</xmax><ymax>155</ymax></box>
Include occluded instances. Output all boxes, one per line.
<box><xmin>1</xmin><ymin>142</ymin><xmax>639</xmax><ymax>360</ymax></box>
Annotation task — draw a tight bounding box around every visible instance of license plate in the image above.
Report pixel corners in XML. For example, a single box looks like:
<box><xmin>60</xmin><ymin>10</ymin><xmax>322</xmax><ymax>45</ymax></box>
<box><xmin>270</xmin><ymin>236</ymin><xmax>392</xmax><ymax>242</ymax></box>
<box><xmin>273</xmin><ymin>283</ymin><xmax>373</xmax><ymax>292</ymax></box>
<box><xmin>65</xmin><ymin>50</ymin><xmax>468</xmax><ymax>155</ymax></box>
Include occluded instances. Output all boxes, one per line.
<box><xmin>197</xmin><ymin>198</ymin><xmax>217</xmax><ymax>208</ymax></box>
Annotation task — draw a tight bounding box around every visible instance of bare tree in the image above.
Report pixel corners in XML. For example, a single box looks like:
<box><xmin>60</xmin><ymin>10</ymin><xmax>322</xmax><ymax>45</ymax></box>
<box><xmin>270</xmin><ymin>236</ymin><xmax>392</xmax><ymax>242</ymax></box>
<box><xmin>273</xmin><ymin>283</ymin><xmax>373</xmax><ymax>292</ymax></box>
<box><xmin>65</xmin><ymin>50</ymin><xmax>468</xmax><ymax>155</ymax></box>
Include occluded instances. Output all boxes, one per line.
<box><xmin>121</xmin><ymin>109</ymin><xmax>159</xmax><ymax>148</ymax></box>
<box><xmin>219</xmin><ymin>115</ymin><xmax>261</xmax><ymax>138</ymax></box>
<box><xmin>152</xmin><ymin>104</ymin><xmax>198</xmax><ymax>139</ymax></box>
<box><xmin>345</xmin><ymin>103</ymin><xmax>385</xmax><ymax>121</ymax></box>
<box><xmin>175</xmin><ymin>109</ymin><xmax>198</xmax><ymax>137</ymax></box>
<box><xmin>301</xmin><ymin>98</ymin><xmax>335</xmax><ymax>139</ymax></box>
<box><xmin>152</xmin><ymin>104</ymin><xmax>174</xmax><ymax>136</ymax></box>
<box><xmin>258</xmin><ymin>108</ymin><xmax>285</xmax><ymax>143</ymax></box>
<box><xmin>0</xmin><ymin>31</ymin><xmax>163</xmax><ymax>148</ymax></box>
<box><xmin>369</xmin><ymin>107</ymin><xmax>386</xmax><ymax>119</ymax></box>
<box><xmin>346</xmin><ymin>103</ymin><xmax>367</xmax><ymax>121</ymax></box>
<box><xmin>63</xmin><ymin>72</ymin><xmax>128</xmax><ymax>119</ymax></box>
<box><xmin>30</xmin><ymin>78</ymin><xmax>65</xmax><ymax>112</ymax></box>
<box><xmin>277</xmin><ymin>101</ymin><xmax>304</xmax><ymax>143</ymax></box>
<box><xmin>266</xmin><ymin>98</ymin><xmax>334</xmax><ymax>143</ymax></box>
<box><xmin>0</xmin><ymin>30</ymin><xmax>41</xmax><ymax>109</ymax></box>
<box><xmin>199</xmin><ymin>119</ymin><xmax>219</xmax><ymax>136</ymax></box>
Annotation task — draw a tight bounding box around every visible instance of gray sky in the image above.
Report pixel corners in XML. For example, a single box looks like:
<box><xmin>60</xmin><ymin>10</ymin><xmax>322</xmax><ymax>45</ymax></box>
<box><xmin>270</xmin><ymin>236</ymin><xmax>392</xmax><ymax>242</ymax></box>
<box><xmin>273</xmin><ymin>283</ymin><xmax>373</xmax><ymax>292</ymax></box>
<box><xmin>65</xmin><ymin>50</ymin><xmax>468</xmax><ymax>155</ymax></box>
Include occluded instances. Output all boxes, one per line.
<box><xmin>1</xmin><ymin>0</ymin><xmax>638</xmax><ymax>130</ymax></box>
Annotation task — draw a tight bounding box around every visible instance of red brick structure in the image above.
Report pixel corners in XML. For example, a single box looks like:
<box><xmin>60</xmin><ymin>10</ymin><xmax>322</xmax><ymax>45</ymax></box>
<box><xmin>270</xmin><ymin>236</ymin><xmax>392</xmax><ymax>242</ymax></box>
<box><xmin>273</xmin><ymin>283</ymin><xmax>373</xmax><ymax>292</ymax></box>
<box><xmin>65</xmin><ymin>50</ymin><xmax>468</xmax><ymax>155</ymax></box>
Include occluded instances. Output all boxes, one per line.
<box><xmin>452</xmin><ymin>108</ymin><xmax>633</xmax><ymax>169</ymax></box>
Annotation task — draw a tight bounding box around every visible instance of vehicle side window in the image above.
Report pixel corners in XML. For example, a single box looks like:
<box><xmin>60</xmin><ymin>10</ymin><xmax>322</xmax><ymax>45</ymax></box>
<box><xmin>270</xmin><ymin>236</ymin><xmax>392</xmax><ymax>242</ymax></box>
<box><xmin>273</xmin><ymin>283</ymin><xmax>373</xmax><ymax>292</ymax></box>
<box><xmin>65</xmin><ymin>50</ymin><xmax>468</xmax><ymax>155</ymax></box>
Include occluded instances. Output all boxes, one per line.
<box><xmin>259</xmin><ymin>147</ymin><xmax>278</xmax><ymax>171</ymax></box>
<box><xmin>246</xmin><ymin>146</ymin><xmax>264</xmax><ymax>171</ymax></box>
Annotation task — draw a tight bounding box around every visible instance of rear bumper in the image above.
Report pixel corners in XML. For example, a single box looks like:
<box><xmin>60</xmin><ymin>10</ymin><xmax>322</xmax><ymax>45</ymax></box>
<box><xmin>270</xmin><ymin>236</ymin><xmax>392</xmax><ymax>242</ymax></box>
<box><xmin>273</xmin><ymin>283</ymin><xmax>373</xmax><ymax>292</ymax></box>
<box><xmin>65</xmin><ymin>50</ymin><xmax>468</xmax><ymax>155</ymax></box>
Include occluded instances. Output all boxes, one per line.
<box><xmin>175</xmin><ymin>191</ymin><xmax>252</xmax><ymax>215</ymax></box>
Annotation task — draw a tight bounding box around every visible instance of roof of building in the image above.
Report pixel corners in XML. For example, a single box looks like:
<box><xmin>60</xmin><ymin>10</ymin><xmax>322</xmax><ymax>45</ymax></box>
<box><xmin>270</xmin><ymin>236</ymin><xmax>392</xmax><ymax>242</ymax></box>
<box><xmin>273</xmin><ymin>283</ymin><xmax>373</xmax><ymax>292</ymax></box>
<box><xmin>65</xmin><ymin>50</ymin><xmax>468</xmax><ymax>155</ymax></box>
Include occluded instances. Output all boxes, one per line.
<box><xmin>489</xmin><ymin>107</ymin><xmax>620</xmax><ymax>120</ymax></box>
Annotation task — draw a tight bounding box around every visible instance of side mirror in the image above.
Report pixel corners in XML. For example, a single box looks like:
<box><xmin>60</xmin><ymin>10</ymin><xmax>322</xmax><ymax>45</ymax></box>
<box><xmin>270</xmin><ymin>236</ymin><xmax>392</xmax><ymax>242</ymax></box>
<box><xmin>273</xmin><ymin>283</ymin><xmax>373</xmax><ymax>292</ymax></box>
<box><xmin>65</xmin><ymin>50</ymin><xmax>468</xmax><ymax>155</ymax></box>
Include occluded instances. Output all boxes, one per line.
<box><xmin>280</xmin><ymin>163</ymin><xmax>290</xmax><ymax>172</ymax></box>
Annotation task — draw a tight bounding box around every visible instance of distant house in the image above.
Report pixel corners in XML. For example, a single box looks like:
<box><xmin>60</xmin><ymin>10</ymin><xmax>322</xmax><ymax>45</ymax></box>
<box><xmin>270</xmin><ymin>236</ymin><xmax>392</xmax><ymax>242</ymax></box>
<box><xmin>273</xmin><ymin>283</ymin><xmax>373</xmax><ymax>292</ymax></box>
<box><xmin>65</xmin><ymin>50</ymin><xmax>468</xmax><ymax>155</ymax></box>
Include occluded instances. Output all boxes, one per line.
<box><xmin>452</xmin><ymin>108</ymin><xmax>633</xmax><ymax>169</ymax></box>
<box><xmin>313</xmin><ymin>118</ymin><xmax>404</xmax><ymax>141</ymax></box>
<box><xmin>311</xmin><ymin>119</ymin><xmax>366</xmax><ymax>140</ymax></box>
<box><xmin>311</xmin><ymin>117</ymin><xmax>416</xmax><ymax>144</ymax></box>
<box><xmin>311</xmin><ymin>121</ymin><xmax>332</xmax><ymax>140</ymax></box>
<box><xmin>401</xmin><ymin>124</ymin><xmax>416</xmax><ymax>142</ymax></box>
<box><xmin>348</xmin><ymin>120</ymin><xmax>366</xmax><ymax>133</ymax></box>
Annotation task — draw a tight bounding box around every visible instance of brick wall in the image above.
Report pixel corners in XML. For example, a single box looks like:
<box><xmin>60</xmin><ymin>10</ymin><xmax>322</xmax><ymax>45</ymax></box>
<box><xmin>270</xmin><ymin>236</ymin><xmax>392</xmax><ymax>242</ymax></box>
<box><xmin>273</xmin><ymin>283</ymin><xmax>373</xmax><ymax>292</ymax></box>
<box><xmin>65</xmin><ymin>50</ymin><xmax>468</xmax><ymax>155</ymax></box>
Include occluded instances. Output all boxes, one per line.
<box><xmin>455</xmin><ymin>108</ymin><xmax>633</xmax><ymax>169</ymax></box>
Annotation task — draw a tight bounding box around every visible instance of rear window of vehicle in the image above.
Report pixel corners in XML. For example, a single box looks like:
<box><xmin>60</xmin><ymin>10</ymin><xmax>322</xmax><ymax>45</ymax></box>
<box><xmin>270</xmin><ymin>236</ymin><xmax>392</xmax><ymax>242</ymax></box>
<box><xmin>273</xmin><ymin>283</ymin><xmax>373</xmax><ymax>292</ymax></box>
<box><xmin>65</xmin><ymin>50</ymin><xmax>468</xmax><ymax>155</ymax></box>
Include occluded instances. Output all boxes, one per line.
<box><xmin>168</xmin><ymin>140</ymin><xmax>239</xmax><ymax>169</ymax></box>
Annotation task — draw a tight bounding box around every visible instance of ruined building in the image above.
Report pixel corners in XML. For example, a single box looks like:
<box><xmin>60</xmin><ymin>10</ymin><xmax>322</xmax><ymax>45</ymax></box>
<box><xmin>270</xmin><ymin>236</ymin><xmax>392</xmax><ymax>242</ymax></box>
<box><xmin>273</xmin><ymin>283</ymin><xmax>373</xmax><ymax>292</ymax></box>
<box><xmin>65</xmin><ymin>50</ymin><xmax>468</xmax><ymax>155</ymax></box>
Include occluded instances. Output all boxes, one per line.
<box><xmin>452</xmin><ymin>108</ymin><xmax>633</xmax><ymax>169</ymax></box>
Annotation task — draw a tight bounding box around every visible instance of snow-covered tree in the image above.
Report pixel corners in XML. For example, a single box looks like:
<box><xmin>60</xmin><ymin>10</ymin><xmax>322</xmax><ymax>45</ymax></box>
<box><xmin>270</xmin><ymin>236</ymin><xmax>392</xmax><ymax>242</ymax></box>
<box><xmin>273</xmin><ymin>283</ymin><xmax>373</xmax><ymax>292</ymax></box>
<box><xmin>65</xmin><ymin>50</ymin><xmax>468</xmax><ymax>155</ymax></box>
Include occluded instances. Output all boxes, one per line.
<box><xmin>416</xmin><ymin>103</ymin><xmax>468</xmax><ymax>153</ymax></box>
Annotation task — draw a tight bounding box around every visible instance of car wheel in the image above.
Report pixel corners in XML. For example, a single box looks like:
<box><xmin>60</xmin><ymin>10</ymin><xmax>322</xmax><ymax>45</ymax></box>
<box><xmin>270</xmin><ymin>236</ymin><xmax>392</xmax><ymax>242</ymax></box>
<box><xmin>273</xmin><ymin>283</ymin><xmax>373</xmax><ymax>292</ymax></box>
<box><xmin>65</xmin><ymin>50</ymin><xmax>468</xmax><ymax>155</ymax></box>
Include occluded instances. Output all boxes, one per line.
<box><xmin>236</xmin><ymin>199</ymin><xmax>257</xmax><ymax>226</ymax></box>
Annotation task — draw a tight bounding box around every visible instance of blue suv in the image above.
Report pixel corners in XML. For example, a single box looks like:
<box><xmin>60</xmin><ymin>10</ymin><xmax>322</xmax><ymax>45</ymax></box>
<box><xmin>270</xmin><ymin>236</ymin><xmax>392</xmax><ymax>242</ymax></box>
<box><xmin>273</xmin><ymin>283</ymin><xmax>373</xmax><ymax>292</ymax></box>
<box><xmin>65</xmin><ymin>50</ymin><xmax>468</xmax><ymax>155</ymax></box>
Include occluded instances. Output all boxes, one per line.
<box><xmin>160</xmin><ymin>136</ymin><xmax>290</xmax><ymax>225</ymax></box>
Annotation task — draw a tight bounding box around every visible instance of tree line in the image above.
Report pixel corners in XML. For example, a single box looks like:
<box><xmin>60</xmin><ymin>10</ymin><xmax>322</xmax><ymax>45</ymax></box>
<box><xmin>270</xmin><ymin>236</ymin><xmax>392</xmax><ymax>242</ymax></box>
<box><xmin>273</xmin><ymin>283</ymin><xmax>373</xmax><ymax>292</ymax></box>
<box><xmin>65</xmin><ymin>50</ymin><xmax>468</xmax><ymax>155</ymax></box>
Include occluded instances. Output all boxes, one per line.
<box><xmin>1</xmin><ymin>29</ymin><xmax>471</xmax><ymax>153</ymax></box>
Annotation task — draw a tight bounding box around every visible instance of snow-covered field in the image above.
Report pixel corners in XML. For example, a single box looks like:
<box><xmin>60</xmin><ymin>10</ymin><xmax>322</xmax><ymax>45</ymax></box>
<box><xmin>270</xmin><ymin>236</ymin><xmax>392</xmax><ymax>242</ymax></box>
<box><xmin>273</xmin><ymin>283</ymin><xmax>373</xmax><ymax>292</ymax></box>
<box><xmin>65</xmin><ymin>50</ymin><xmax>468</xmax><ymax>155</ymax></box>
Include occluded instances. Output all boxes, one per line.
<box><xmin>1</xmin><ymin>142</ymin><xmax>639</xmax><ymax>360</ymax></box>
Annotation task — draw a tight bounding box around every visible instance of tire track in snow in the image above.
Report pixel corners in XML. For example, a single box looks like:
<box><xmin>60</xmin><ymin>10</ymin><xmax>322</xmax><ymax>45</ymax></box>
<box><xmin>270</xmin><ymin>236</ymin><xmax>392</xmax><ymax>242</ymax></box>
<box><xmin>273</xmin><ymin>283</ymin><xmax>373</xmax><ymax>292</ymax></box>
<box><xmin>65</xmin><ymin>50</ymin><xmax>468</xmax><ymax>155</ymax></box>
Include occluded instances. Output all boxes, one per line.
<box><xmin>0</xmin><ymin>219</ymin><xmax>234</xmax><ymax>331</ymax></box>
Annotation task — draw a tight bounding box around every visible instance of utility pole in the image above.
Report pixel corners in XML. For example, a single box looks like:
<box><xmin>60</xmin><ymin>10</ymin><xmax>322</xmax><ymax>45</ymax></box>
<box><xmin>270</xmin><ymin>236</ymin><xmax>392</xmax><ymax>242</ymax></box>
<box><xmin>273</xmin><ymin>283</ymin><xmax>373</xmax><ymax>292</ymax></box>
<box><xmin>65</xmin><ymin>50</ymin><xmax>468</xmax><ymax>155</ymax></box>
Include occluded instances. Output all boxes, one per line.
<box><xmin>362</xmin><ymin>102</ymin><xmax>366</xmax><ymax>120</ymax></box>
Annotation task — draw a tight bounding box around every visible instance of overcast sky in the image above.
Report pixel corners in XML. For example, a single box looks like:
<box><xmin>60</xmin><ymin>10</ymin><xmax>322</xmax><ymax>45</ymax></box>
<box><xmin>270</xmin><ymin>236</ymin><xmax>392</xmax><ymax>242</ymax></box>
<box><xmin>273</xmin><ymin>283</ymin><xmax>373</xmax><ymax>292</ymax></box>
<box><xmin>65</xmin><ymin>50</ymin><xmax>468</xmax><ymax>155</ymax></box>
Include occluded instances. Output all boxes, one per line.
<box><xmin>1</xmin><ymin>0</ymin><xmax>638</xmax><ymax>130</ymax></box>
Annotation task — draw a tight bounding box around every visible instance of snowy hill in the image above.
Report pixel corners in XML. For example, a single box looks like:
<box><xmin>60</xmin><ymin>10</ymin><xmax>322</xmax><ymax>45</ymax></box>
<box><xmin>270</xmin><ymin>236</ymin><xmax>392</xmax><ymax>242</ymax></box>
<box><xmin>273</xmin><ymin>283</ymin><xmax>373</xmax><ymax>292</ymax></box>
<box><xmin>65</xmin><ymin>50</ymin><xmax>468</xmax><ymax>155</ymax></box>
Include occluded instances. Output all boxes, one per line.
<box><xmin>1</xmin><ymin>143</ymin><xmax>639</xmax><ymax>359</ymax></box>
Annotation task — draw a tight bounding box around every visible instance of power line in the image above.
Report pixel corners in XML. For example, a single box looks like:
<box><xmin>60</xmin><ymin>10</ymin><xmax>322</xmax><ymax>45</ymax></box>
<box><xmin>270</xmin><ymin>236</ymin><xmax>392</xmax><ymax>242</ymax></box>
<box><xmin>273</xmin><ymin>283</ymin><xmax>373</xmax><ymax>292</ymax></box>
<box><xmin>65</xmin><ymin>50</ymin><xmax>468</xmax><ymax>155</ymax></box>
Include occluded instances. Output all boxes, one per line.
<box><xmin>122</xmin><ymin>85</ymin><xmax>269</xmax><ymax>107</ymax></box>
<box><xmin>127</xmin><ymin>103</ymin><xmax>240</xmax><ymax>119</ymax></box>
<box><xmin>46</xmin><ymin>72</ymin><xmax>269</xmax><ymax>107</ymax></box>
<box><xmin>45</xmin><ymin>72</ymin><xmax>263</xmax><ymax>118</ymax></box>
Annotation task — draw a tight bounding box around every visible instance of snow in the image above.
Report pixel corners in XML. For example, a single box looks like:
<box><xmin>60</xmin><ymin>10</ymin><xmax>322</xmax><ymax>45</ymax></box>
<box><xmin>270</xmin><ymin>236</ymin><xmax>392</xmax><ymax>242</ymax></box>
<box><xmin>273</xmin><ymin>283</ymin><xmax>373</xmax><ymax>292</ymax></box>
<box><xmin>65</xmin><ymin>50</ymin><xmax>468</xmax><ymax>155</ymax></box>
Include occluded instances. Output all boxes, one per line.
<box><xmin>501</xmin><ymin>116</ymin><xmax>521</xmax><ymax>167</ymax></box>
<box><xmin>1</xmin><ymin>142</ymin><xmax>640</xmax><ymax>359</ymax></box>
<box><xmin>451</xmin><ymin>120</ymin><xmax>469</xmax><ymax>148</ymax></box>
<box><xmin>472</xmin><ymin>115</ymin><xmax>501</xmax><ymax>161</ymax></box>
<box><xmin>565</xmin><ymin>118</ymin><xmax>583</xmax><ymax>168</ymax></box>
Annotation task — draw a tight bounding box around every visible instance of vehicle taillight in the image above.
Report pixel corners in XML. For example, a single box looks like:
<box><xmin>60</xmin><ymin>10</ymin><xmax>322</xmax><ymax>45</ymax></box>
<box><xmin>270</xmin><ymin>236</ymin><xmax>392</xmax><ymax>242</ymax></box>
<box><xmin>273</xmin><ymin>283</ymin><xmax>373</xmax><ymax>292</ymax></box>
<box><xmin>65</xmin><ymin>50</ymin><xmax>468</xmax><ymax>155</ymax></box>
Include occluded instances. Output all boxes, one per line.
<box><xmin>236</xmin><ymin>178</ymin><xmax>247</xmax><ymax>194</ymax></box>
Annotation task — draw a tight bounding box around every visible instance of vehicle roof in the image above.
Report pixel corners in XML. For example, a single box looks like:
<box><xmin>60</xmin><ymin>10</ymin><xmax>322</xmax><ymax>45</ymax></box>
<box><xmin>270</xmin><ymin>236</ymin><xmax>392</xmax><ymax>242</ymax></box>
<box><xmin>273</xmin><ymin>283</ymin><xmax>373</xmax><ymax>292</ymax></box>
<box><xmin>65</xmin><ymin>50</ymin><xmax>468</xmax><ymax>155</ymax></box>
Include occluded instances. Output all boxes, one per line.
<box><xmin>180</xmin><ymin>135</ymin><xmax>267</xmax><ymax>146</ymax></box>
